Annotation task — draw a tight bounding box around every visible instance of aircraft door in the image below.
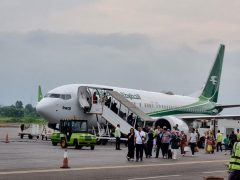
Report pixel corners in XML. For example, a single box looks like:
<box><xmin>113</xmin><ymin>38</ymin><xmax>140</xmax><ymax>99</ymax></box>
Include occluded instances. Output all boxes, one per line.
<box><xmin>78</xmin><ymin>86</ymin><xmax>91</xmax><ymax>112</ymax></box>
<box><xmin>78</xmin><ymin>86</ymin><xmax>103</xmax><ymax>114</ymax></box>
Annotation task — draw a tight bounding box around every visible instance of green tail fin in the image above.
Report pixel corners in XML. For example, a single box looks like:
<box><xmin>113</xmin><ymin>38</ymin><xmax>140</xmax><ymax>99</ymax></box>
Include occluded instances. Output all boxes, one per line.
<box><xmin>38</xmin><ymin>85</ymin><xmax>43</xmax><ymax>102</ymax></box>
<box><xmin>200</xmin><ymin>44</ymin><xmax>225</xmax><ymax>102</ymax></box>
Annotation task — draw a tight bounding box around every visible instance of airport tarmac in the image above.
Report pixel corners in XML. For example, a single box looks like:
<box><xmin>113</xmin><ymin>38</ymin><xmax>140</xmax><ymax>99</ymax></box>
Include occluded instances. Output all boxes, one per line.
<box><xmin>0</xmin><ymin>127</ymin><xmax>229</xmax><ymax>180</ymax></box>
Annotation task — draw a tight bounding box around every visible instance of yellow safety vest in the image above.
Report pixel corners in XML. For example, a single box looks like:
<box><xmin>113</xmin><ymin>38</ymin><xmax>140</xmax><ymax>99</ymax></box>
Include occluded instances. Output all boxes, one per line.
<box><xmin>229</xmin><ymin>142</ymin><xmax>240</xmax><ymax>170</ymax></box>
<box><xmin>216</xmin><ymin>133</ymin><xmax>223</xmax><ymax>143</ymax></box>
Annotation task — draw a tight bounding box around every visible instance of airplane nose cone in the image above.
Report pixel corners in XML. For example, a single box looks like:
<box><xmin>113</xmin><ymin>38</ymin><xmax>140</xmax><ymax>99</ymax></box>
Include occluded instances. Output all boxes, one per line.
<box><xmin>36</xmin><ymin>99</ymin><xmax>59</xmax><ymax>123</ymax></box>
<box><xmin>36</xmin><ymin>100</ymin><xmax>53</xmax><ymax>120</ymax></box>
<box><xmin>36</xmin><ymin>101</ymin><xmax>46</xmax><ymax>116</ymax></box>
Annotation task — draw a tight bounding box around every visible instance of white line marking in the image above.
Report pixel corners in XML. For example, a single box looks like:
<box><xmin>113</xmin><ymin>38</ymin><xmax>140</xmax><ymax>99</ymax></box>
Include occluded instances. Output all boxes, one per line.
<box><xmin>128</xmin><ymin>175</ymin><xmax>181</xmax><ymax>180</ymax></box>
<box><xmin>0</xmin><ymin>160</ymin><xmax>228</xmax><ymax>175</ymax></box>
<box><xmin>202</xmin><ymin>170</ymin><xmax>228</xmax><ymax>174</ymax></box>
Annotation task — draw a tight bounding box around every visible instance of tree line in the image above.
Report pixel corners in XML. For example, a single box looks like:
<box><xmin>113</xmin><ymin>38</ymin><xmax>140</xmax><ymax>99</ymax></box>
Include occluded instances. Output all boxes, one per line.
<box><xmin>0</xmin><ymin>101</ymin><xmax>39</xmax><ymax>118</ymax></box>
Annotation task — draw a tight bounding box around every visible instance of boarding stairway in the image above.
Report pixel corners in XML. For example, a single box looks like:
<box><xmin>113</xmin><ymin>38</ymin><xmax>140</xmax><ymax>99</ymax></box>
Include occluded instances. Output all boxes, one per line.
<box><xmin>100</xmin><ymin>91</ymin><xmax>153</xmax><ymax>135</ymax></box>
<box><xmin>108</xmin><ymin>91</ymin><xmax>153</xmax><ymax>122</ymax></box>
<box><xmin>78</xmin><ymin>86</ymin><xmax>153</xmax><ymax>135</ymax></box>
<box><xmin>101</xmin><ymin>106</ymin><xmax>132</xmax><ymax>135</ymax></box>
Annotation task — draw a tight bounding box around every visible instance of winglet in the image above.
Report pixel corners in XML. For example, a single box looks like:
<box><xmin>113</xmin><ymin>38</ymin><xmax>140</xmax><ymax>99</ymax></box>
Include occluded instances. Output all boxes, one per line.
<box><xmin>200</xmin><ymin>44</ymin><xmax>225</xmax><ymax>102</ymax></box>
<box><xmin>38</xmin><ymin>85</ymin><xmax>43</xmax><ymax>102</ymax></box>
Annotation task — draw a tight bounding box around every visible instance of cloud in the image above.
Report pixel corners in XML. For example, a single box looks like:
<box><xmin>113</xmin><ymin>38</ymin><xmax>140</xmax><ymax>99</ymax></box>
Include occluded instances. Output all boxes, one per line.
<box><xmin>1</xmin><ymin>0</ymin><xmax>240</xmax><ymax>48</ymax></box>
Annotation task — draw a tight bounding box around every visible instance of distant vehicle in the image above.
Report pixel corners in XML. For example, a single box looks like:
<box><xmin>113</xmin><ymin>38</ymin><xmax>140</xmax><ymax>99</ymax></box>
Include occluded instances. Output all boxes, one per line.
<box><xmin>36</xmin><ymin>44</ymin><xmax>240</xmax><ymax>139</ymax></box>
<box><xmin>58</xmin><ymin>119</ymin><xmax>97</xmax><ymax>150</ymax></box>
<box><xmin>19</xmin><ymin>124</ymin><xmax>41</xmax><ymax>139</ymax></box>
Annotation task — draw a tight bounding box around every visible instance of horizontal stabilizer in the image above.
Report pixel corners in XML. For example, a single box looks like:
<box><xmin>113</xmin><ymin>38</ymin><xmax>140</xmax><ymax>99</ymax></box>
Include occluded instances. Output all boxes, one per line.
<box><xmin>216</xmin><ymin>104</ymin><xmax>240</xmax><ymax>109</ymax></box>
<box><xmin>181</xmin><ymin>114</ymin><xmax>240</xmax><ymax>120</ymax></box>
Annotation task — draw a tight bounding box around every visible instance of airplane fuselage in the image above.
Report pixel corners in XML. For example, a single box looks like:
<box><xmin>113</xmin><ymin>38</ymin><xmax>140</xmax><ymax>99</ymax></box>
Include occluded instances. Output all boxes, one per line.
<box><xmin>36</xmin><ymin>84</ymin><xmax>220</xmax><ymax>127</ymax></box>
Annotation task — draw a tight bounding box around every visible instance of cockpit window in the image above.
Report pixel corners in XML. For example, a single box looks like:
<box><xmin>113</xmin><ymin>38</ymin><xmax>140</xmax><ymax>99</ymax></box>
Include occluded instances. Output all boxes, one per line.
<box><xmin>44</xmin><ymin>93</ymin><xmax>71</xmax><ymax>100</ymax></box>
<box><xmin>50</xmin><ymin>94</ymin><xmax>60</xmax><ymax>98</ymax></box>
<box><xmin>60</xmin><ymin>94</ymin><xmax>72</xmax><ymax>100</ymax></box>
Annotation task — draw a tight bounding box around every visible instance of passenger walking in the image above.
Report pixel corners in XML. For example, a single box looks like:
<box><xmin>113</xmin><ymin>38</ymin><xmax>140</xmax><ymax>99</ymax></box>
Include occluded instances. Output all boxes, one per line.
<box><xmin>179</xmin><ymin>130</ymin><xmax>187</xmax><ymax>156</ymax></box>
<box><xmin>154</xmin><ymin>126</ymin><xmax>161</xmax><ymax>137</ymax></box>
<box><xmin>127</xmin><ymin>128</ymin><xmax>135</xmax><ymax>161</ymax></box>
<box><xmin>146</xmin><ymin>128</ymin><xmax>154</xmax><ymax>158</ymax></box>
<box><xmin>224</xmin><ymin>134</ymin><xmax>230</xmax><ymax>155</ymax></box>
<box><xmin>92</xmin><ymin>91</ymin><xmax>98</xmax><ymax>104</ymax></box>
<box><xmin>114</xmin><ymin>124</ymin><xmax>121</xmax><ymax>150</ymax></box>
<box><xmin>105</xmin><ymin>97</ymin><xmax>111</xmax><ymax>108</ymax></box>
<box><xmin>101</xmin><ymin>92</ymin><xmax>108</xmax><ymax>105</ymax></box>
<box><xmin>160</xmin><ymin>126</ymin><xmax>171</xmax><ymax>158</ymax></box>
<box><xmin>189</xmin><ymin>128</ymin><xmax>197</xmax><ymax>156</ymax></box>
<box><xmin>216</xmin><ymin>130</ymin><xmax>223</xmax><ymax>152</ymax></box>
<box><xmin>135</xmin><ymin>126</ymin><xmax>146</xmax><ymax>162</ymax></box>
<box><xmin>170</xmin><ymin>131</ymin><xmax>180</xmax><ymax>160</ymax></box>
<box><xmin>206</xmin><ymin>136</ymin><xmax>214</xmax><ymax>154</ymax></box>
<box><xmin>127</xmin><ymin>113</ymin><xmax>134</xmax><ymax>126</ymax></box>
<box><xmin>155</xmin><ymin>127</ymin><xmax>163</xmax><ymax>158</ymax></box>
<box><xmin>229</xmin><ymin>131</ymin><xmax>237</xmax><ymax>155</ymax></box>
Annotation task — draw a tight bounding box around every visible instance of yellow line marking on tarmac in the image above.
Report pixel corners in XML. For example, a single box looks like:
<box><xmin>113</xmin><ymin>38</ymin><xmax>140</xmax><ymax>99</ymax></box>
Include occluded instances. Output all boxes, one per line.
<box><xmin>128</xmin><ymin>175</ymin><xmax>181</xmax><ymax>180</ymax></box>
<box><xmin>0</xmin><ymin>160</ymin><xmax>228</xmax><ymax>175</ymax></box>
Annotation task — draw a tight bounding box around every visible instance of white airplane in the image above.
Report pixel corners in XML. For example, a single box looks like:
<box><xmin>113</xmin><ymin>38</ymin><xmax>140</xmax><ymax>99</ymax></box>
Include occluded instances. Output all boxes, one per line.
<box><xmin>36</xmin><ymin>44</ymin><xmax>240</xmax><ymax>135</ymax></box>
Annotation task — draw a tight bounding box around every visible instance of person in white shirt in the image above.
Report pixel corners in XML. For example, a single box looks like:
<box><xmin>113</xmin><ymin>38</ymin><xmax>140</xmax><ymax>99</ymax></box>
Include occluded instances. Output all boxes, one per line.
<box><xmin>135</xmin><ymin>126</ymin><xmax>146</xmax><ymax>162</ymax></box>
<box><xmin>189</xmin><ymin>128</ymin><xmax>197</xmax><ymax>156</ymax></box>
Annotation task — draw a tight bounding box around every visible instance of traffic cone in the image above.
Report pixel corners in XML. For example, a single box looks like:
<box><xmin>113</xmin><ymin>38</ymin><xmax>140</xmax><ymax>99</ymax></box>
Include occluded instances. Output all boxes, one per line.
<box><xmin>5</xmin><ymin>134</ymin><xmax>9</xmax><ymax>143</ymax></box>
<box><xmin>61</xmin><ymin>149</ymin><xmax>70</xmax><ymax>168</ymax></box>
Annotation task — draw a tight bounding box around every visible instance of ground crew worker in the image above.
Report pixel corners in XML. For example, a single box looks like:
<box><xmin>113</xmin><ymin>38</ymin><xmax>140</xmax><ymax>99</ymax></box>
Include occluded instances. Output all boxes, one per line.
<box><xmin>216</xmin><ymin>130</ymin><xmax>223</xmax><ymax>152</ymax></box>
<box><xmin>237</xmin><ymin>129</ymin><xmax>240</xmax><ymax>142</ymax></box>
<box><xmin>115</xmin><ymin>124</ymin><xmax>121</xmax><ymax>150</ymax></box>
<box><xmin>228</xmin><ymin>141</ymin><xmax>240</xmax><ymax>179</ymax></box>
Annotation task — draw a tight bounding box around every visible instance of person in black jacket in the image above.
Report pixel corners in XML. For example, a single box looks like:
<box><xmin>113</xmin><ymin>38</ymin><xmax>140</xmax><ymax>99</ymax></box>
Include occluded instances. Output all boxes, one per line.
<box><xmin>147</xmin><ymin>128</ymin><xmax>154</xmax><ymax>158</ymax></box>
<box><xmin>155</xmin><ymin>127</ymin><xmax>163</xmax><ymax>158</ymax></box>
<box><xmin>127</xmin><ymin>128</ymin><xmax>135</xmax><ymax>161</ymax></box>
<box><xmin>229</xmin><ymin>131</ymin><xmax>237</xmax><ymax>155</ymax></box>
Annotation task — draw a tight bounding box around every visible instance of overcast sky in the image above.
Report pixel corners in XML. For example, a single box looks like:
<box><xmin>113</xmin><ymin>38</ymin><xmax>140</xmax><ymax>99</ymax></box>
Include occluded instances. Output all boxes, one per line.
<box><xmin>0</xmin><ymin>0</ymin><xmax>240</xmax><ymax>114</ymax></box>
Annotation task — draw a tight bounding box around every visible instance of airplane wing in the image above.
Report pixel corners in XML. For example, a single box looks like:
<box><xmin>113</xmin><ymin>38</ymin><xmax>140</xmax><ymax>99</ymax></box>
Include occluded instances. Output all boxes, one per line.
<box><xmin>180</xmin><ymin>114</ymin><xmax>240</xmax><ymax>120</ymax></box>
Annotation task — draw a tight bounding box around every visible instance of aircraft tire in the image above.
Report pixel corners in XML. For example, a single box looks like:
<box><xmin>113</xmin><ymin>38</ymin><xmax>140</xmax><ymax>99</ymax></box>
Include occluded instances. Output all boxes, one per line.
<box><xmin>20</xmin><ymin>134</ymin><xmax>24</xmax><ymax>139</ymax></box>
<box><xmin>91</xmin><ymin>146</ymin><xmax>95</xmax><ymax>150</ymax></box>
<box><xmin>28</xmin><ymin>135</ymin><xmax>33</xmax><ymax>139</ymax></box>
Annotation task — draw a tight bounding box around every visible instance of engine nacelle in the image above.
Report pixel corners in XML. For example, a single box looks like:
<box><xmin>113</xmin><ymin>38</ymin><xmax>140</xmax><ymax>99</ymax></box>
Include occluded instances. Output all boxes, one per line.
<box><xmin>152</xmin><ymin>116</ymin><xmax>189</xmax><ymax>133</ymax></box>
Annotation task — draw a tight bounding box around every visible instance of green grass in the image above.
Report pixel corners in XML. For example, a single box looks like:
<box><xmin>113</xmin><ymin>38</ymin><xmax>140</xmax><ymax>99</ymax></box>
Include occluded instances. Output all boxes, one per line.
<box><xmin>0</xmin><ymin>116</ymin><xmax>47</xmax><ymax>124</ymax></box>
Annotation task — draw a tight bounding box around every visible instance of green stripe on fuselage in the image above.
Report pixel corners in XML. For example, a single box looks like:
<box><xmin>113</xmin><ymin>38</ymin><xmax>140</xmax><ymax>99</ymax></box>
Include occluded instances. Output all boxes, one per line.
<box><xmin>147</xmin><ymin>98</ymin><xmax>218</xmax><ymax>117</ymax></box>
